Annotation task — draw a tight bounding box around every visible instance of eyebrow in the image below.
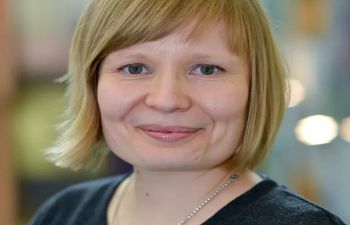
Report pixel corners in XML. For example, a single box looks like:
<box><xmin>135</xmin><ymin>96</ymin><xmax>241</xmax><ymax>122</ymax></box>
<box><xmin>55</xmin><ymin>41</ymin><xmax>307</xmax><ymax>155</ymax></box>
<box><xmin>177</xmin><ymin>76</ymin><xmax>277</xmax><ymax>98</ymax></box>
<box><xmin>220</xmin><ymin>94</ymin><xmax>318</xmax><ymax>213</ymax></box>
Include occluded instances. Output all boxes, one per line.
<box><xmin>106</xmin><ymin>52</ymin><xmax>150</xmax><ymax>61</ymax></box>
<box><xmin>188</xmin><ymin>52</ymin><xmax>238</xmax><ymax>61</ymax></box>
<box><xmin>110</xmin><ymin>51</ymin><xmax>238</xmax><ymax>61</ymax></box>
<box><xmin>187</xmin><ymin>51</ymin><xmax>242</xmax><ymax>66</ymax></box>
<box><xmin>104</xmin><ymin>49</ymin><xmax>242</xmax><ymax>68</ymax></box>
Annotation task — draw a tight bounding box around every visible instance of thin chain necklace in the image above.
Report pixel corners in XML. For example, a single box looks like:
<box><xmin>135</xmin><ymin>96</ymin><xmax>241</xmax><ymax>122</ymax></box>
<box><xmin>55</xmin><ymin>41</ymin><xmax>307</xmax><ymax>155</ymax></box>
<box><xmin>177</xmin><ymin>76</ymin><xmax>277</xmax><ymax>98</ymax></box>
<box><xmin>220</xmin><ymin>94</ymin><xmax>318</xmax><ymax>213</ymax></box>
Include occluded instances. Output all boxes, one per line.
<box><xmin>177</xmin><ymin>175</ymin><xmax>238</xmax><ymax>225</ymax></box>
<box><xmin>113</xmin><ymin>174</ymin><xmax>238</xmax><ymax>225</ymax></box>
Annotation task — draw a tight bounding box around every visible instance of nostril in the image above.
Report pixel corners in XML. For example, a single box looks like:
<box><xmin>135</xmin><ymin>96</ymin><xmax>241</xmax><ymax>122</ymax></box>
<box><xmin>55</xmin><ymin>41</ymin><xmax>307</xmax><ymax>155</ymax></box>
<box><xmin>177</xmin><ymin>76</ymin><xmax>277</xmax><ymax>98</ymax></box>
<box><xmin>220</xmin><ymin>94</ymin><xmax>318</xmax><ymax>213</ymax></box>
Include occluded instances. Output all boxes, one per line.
<box><xmin>144</xmin><ymin>85</ymin><xmax>191</xmax><ymax>112</ymax></box>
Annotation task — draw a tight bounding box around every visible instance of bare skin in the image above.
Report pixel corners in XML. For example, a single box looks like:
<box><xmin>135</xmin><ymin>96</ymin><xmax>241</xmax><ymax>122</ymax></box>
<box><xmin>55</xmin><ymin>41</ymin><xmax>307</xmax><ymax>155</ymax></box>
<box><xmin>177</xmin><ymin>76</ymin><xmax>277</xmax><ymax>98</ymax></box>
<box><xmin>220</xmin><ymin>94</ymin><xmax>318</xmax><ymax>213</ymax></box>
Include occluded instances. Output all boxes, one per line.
<box><xmin>107</xmin><ymin>169</ymin><xmax>262</xmax><ymax>225</ymax></box>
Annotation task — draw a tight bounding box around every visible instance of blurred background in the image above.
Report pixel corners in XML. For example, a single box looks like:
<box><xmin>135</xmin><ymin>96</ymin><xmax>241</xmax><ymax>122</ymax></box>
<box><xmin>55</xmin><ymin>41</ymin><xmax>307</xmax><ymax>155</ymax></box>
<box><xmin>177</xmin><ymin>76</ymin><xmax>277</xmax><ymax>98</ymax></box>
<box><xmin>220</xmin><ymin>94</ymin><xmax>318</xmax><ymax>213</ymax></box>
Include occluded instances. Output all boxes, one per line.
<box><xmin>1</xmin><ymin>0</ymin><xmax>349</xmax><ymax>224</ymax></box>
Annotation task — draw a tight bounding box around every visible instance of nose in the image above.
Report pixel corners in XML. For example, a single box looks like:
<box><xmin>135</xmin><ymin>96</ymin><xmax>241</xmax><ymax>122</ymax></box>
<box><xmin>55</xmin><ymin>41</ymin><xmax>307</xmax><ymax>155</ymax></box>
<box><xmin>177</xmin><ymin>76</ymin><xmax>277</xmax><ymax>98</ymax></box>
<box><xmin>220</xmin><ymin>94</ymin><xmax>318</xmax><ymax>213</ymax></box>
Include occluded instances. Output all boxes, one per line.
<box><xmin>145</xmin><ymin>74</ymin><xmax>192</xmax><ymax>113</ymax></box>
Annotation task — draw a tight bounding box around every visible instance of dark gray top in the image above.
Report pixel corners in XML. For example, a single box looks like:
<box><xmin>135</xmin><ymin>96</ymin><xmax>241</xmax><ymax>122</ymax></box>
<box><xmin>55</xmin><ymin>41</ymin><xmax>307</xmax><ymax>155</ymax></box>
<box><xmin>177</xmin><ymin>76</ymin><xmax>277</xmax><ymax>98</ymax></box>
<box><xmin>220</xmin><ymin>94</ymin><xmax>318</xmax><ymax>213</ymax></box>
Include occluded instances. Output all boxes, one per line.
<box><xmin>29</xmin><ymin>174</ymin><xmax>346</xmax><ymax>225</ymax></box>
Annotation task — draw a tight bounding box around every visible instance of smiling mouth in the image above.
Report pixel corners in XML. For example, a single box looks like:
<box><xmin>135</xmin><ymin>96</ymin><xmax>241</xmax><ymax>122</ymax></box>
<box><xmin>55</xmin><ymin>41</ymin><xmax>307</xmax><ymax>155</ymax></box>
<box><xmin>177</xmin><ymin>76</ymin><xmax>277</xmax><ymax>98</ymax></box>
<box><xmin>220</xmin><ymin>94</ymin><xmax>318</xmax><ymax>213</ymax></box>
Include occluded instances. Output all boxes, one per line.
<box><xmin>137</xmin><ymin>125</ymin><xmax>202</xmax><ymax>142</ymax></box>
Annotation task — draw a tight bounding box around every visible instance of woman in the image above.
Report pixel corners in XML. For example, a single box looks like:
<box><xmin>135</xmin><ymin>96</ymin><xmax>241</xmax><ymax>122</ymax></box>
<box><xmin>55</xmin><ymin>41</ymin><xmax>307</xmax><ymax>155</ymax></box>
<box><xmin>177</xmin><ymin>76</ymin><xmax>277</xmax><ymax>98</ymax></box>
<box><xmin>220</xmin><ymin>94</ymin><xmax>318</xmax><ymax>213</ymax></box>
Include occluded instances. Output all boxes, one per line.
<box><xmin>29</xmin><ymin>0</ymin><xmax>345</xmax><ymax>224</ymax></box>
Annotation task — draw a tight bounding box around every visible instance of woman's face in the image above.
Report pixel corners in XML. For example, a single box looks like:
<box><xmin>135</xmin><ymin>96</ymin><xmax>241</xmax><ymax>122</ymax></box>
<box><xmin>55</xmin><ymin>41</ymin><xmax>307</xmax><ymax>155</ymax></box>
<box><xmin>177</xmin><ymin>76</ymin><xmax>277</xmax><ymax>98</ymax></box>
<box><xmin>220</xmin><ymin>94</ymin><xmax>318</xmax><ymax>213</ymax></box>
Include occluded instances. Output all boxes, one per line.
<box><xmin>97</xmin><ymin>20</ymin><xmax>249</xmax><ymax>172</ymax></box>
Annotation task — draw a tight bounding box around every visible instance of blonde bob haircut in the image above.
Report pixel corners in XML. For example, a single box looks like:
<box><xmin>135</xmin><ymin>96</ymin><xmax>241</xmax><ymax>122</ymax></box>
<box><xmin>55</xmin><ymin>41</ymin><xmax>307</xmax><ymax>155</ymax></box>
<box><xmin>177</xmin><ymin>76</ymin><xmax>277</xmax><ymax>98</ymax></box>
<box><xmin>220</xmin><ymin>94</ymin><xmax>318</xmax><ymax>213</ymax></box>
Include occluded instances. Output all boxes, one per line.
<box><xmin>48</xmin><ymin>0</ymin><xmax>287</xmax><ymax>172</ymax></box>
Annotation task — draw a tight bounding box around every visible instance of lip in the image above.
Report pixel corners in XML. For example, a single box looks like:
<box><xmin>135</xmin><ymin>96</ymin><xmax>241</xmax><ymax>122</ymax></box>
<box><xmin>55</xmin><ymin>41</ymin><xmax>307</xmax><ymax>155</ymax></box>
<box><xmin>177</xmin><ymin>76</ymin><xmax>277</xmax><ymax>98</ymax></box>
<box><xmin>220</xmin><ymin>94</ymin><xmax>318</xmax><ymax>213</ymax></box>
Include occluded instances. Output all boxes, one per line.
<box><xmin>137</xmin><ymin>125</ymin><xmax>202</xmax><ymax>142</ymax></box>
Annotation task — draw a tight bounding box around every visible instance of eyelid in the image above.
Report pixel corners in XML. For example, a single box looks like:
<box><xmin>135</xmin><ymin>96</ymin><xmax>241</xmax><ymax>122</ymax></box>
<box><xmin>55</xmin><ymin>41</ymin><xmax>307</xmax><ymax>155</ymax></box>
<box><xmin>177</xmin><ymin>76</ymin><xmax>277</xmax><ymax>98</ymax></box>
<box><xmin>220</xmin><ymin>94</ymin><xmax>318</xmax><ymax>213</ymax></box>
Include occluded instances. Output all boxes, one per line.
<box><xmin>117</xmin><ymin>63</ymin><xmax>152</xmax><ymax>74</ymax></box>
<box><xmin>190</xmin><ymin>64</ymin><xmax>225</xmax><ymax>75</ymax></box>
<box><xmin>115</xmin><ymin>63</ymin><xmax>226</xmax><ymax>76</ymax></box>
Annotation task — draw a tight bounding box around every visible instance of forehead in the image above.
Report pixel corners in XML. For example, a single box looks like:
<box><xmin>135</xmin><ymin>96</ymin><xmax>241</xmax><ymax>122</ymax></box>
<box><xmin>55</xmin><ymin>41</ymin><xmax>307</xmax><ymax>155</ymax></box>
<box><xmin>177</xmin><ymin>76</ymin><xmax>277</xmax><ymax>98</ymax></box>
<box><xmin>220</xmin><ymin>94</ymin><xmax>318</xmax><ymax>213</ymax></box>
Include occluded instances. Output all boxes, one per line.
<box><xmin>105</xmin><ymin>18</ymin><xmax>233</xmax><ymax>58</ymax></box>
<box><xmin>161</xmin><ymin>17</ymin><xmax>229</xmax><ymax>43</ymax></box>
<box><xmin>162</xmin><ymin>18</ymin><xmax>230</xmax><ymax>49</ymax></box>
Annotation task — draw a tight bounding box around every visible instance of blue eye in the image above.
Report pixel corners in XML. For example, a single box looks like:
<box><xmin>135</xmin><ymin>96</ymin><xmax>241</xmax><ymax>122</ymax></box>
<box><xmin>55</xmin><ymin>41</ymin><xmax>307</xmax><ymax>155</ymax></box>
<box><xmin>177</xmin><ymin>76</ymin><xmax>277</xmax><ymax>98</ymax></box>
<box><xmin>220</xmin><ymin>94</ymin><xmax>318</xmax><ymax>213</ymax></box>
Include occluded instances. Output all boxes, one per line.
<box><xmin>192</xmin><ymin>64</ymin><xmax>223</xmax><ymax>76</ymax></box>
<box><xmin>119</xmin><ymin>63</ymin><xmax>149</xmax><ymax>75</ymax></box>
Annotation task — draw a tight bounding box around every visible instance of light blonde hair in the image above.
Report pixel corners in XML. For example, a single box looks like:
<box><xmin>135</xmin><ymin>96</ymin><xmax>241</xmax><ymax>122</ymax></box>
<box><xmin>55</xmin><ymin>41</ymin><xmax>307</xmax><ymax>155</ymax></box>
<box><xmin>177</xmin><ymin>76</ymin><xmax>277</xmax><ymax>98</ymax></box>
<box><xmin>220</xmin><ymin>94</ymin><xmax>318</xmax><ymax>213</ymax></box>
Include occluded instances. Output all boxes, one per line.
<box><xmin>48</xmin><ymin>0</ymin><xmax>287</xmax><ymax>172</ymax></box>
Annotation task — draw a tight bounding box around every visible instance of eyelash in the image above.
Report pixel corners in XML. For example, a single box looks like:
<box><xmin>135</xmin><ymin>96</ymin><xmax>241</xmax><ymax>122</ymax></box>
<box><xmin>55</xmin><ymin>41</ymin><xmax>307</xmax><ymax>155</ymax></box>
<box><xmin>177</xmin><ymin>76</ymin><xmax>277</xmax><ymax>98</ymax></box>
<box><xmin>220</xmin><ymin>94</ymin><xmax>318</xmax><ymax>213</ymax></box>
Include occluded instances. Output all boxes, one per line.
<box><xmin>118</xmin><ymin>63</ymin><xmax>151</xmax><ymax>75</ymax></box>
<box><xmin>117</xmin><ymin>63</ymin><xmax>225</xmax><ymax>76</ymax></box>
<box><xmin>190</xmin><ymin>64</ymin><xmax>225</xmax><ymax>76</ymax></box>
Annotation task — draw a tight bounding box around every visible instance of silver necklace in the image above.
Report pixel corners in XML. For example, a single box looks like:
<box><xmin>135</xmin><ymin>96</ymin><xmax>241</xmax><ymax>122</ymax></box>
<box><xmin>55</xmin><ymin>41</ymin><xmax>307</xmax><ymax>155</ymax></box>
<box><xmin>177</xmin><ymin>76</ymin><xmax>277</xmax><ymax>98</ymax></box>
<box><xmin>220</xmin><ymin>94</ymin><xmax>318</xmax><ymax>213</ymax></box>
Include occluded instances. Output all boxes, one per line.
<box><xmin>113</xmin><ymin>174</ymin><xmax>238</xmax><ymax>225</ymax></box>
<box><xmin>177</xmin><ymin>175</ymin><xmax>238</xmax><ymax>225</ymax></box>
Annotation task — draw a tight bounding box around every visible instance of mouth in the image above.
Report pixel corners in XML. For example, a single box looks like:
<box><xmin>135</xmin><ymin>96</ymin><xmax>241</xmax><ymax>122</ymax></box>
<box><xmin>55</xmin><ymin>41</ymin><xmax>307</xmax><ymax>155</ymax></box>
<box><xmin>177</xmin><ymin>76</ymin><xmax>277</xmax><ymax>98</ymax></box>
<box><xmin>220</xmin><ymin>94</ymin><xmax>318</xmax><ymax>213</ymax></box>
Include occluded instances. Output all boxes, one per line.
<box><xmin>137</xmin><ymin>125</ymin><xmax>202</xmax><ymax>142</ymax></box>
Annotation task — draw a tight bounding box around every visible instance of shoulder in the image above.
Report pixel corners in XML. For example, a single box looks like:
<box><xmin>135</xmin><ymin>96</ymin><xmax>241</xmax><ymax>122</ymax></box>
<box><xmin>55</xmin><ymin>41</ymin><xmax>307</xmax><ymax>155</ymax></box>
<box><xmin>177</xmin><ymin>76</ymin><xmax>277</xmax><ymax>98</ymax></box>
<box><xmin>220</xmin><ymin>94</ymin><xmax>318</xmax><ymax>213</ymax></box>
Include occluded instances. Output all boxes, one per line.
<box><xmin>28</xmin><ymin>174</ymin><xmax>128</xmax><ymax>225</ymax></box>
<box><xmin>246</xmin><ymin>178</ymin><xmax>346</xmax><ymax>225</ymax></box>
<box><xmin>212</xmin><ymin>177</ymin><xmax>346</xmax><ymax>225</ymax></box>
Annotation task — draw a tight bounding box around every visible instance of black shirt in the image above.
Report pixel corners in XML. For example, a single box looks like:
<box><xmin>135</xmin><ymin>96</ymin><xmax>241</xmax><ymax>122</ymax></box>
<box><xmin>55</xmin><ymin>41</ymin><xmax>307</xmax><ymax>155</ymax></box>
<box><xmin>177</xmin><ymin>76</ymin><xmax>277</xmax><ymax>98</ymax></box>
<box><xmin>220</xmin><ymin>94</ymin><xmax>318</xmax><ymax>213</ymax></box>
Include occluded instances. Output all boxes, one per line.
<box><xmin>29</xmin><ymin>174</ymin><xmax>346</xmax><ymax>225</ymax></box>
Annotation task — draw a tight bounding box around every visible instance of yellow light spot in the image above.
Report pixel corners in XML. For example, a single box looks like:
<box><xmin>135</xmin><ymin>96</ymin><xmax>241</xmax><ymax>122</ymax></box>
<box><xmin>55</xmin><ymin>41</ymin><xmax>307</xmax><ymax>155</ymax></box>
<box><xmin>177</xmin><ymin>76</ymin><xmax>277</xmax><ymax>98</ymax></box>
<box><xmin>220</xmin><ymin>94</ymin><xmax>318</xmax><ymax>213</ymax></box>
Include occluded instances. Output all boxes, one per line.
<box><xmin>295</xmin><ymin>115</ymin><xmax>338</xmax><ymax>145</ymax></box>
<box><xmin>287</xmin><ymin>79</ymin><xmax>306</xmax><ymax>107</ymax></box>
<box><xmin>340</xmin><ymin>117</ymin><xmax>350</xmax><ymax>143</ymax></box>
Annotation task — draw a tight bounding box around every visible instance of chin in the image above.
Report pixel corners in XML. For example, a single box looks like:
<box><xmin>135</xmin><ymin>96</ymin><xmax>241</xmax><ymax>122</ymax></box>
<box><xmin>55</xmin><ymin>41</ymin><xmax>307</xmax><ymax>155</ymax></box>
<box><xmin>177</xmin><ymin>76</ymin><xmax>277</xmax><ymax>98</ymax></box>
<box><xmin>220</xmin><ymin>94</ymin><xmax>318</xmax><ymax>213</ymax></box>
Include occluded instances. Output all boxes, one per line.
<box><xmin>128</xmin><ymin>155</ymin><xmax>231</xmax><ymax>172</ymax></box>
<box><xmin>134</xmin><ymin>163</ymin><xmax>209</xmax><ymax>172</ymax></box>
<box><xmin>110</xmin><ymin>143</ymin><xmax>236</xmax><ymax>172</ymax></box>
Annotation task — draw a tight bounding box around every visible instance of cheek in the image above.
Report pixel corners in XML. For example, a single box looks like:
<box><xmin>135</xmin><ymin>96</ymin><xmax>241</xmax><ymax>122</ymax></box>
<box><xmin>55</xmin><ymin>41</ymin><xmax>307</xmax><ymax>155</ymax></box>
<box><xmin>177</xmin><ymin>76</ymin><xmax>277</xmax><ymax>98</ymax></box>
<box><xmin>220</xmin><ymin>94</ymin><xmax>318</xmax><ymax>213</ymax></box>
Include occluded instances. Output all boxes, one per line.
<box><xmin>198</xmin><ymin>83</ymin><xmax>249</xmax><ymax>120</ymax></box>
<box><xmin>97</xmin><ymin>78</ymin><xmax>137</xmax><ymax>152</ymax></box>
<box><xmin>97</xmin><ymin>78</ymin><xmax>136</xmax><ymax>120</ymax></box>
<box><xmin>203</xmin><ymin>84</ymin><xmax>249</xmax><ymax>154</ymax></box>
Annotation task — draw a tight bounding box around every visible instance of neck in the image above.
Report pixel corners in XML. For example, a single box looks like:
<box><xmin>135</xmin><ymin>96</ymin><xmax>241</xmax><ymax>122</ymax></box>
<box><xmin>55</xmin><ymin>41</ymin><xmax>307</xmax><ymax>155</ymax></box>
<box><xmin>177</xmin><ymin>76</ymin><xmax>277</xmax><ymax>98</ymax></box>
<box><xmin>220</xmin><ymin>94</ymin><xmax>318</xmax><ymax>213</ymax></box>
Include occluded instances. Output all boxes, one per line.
<box><xmin>131</xmin><ymin>166</ymin><xmax>234</xmax><ymax>203</ymax></box>
<box><xmin>110</xmin><ymin>165</ymin><xmax>255</xmax><ymax>225</ymax></box>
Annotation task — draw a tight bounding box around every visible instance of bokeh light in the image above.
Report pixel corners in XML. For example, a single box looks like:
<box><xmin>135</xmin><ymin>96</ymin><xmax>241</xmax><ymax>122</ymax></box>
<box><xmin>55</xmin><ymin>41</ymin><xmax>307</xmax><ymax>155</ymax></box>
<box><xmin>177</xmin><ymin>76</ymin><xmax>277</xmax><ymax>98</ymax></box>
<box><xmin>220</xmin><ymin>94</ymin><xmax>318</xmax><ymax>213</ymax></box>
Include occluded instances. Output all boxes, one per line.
<box><xmin>288</xmin><ymin>79</ymin><xmax>306</xmax><ymax>107</ymax></box>
<box><xmin>340</xmin><ymin>117</ymin><xmax>350</xmax><ymax>143</ymax></box>
<box><xmin>295</xmin><ymin>115</ymin><xmax>338</xmax><ymax>145</ymax></box>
